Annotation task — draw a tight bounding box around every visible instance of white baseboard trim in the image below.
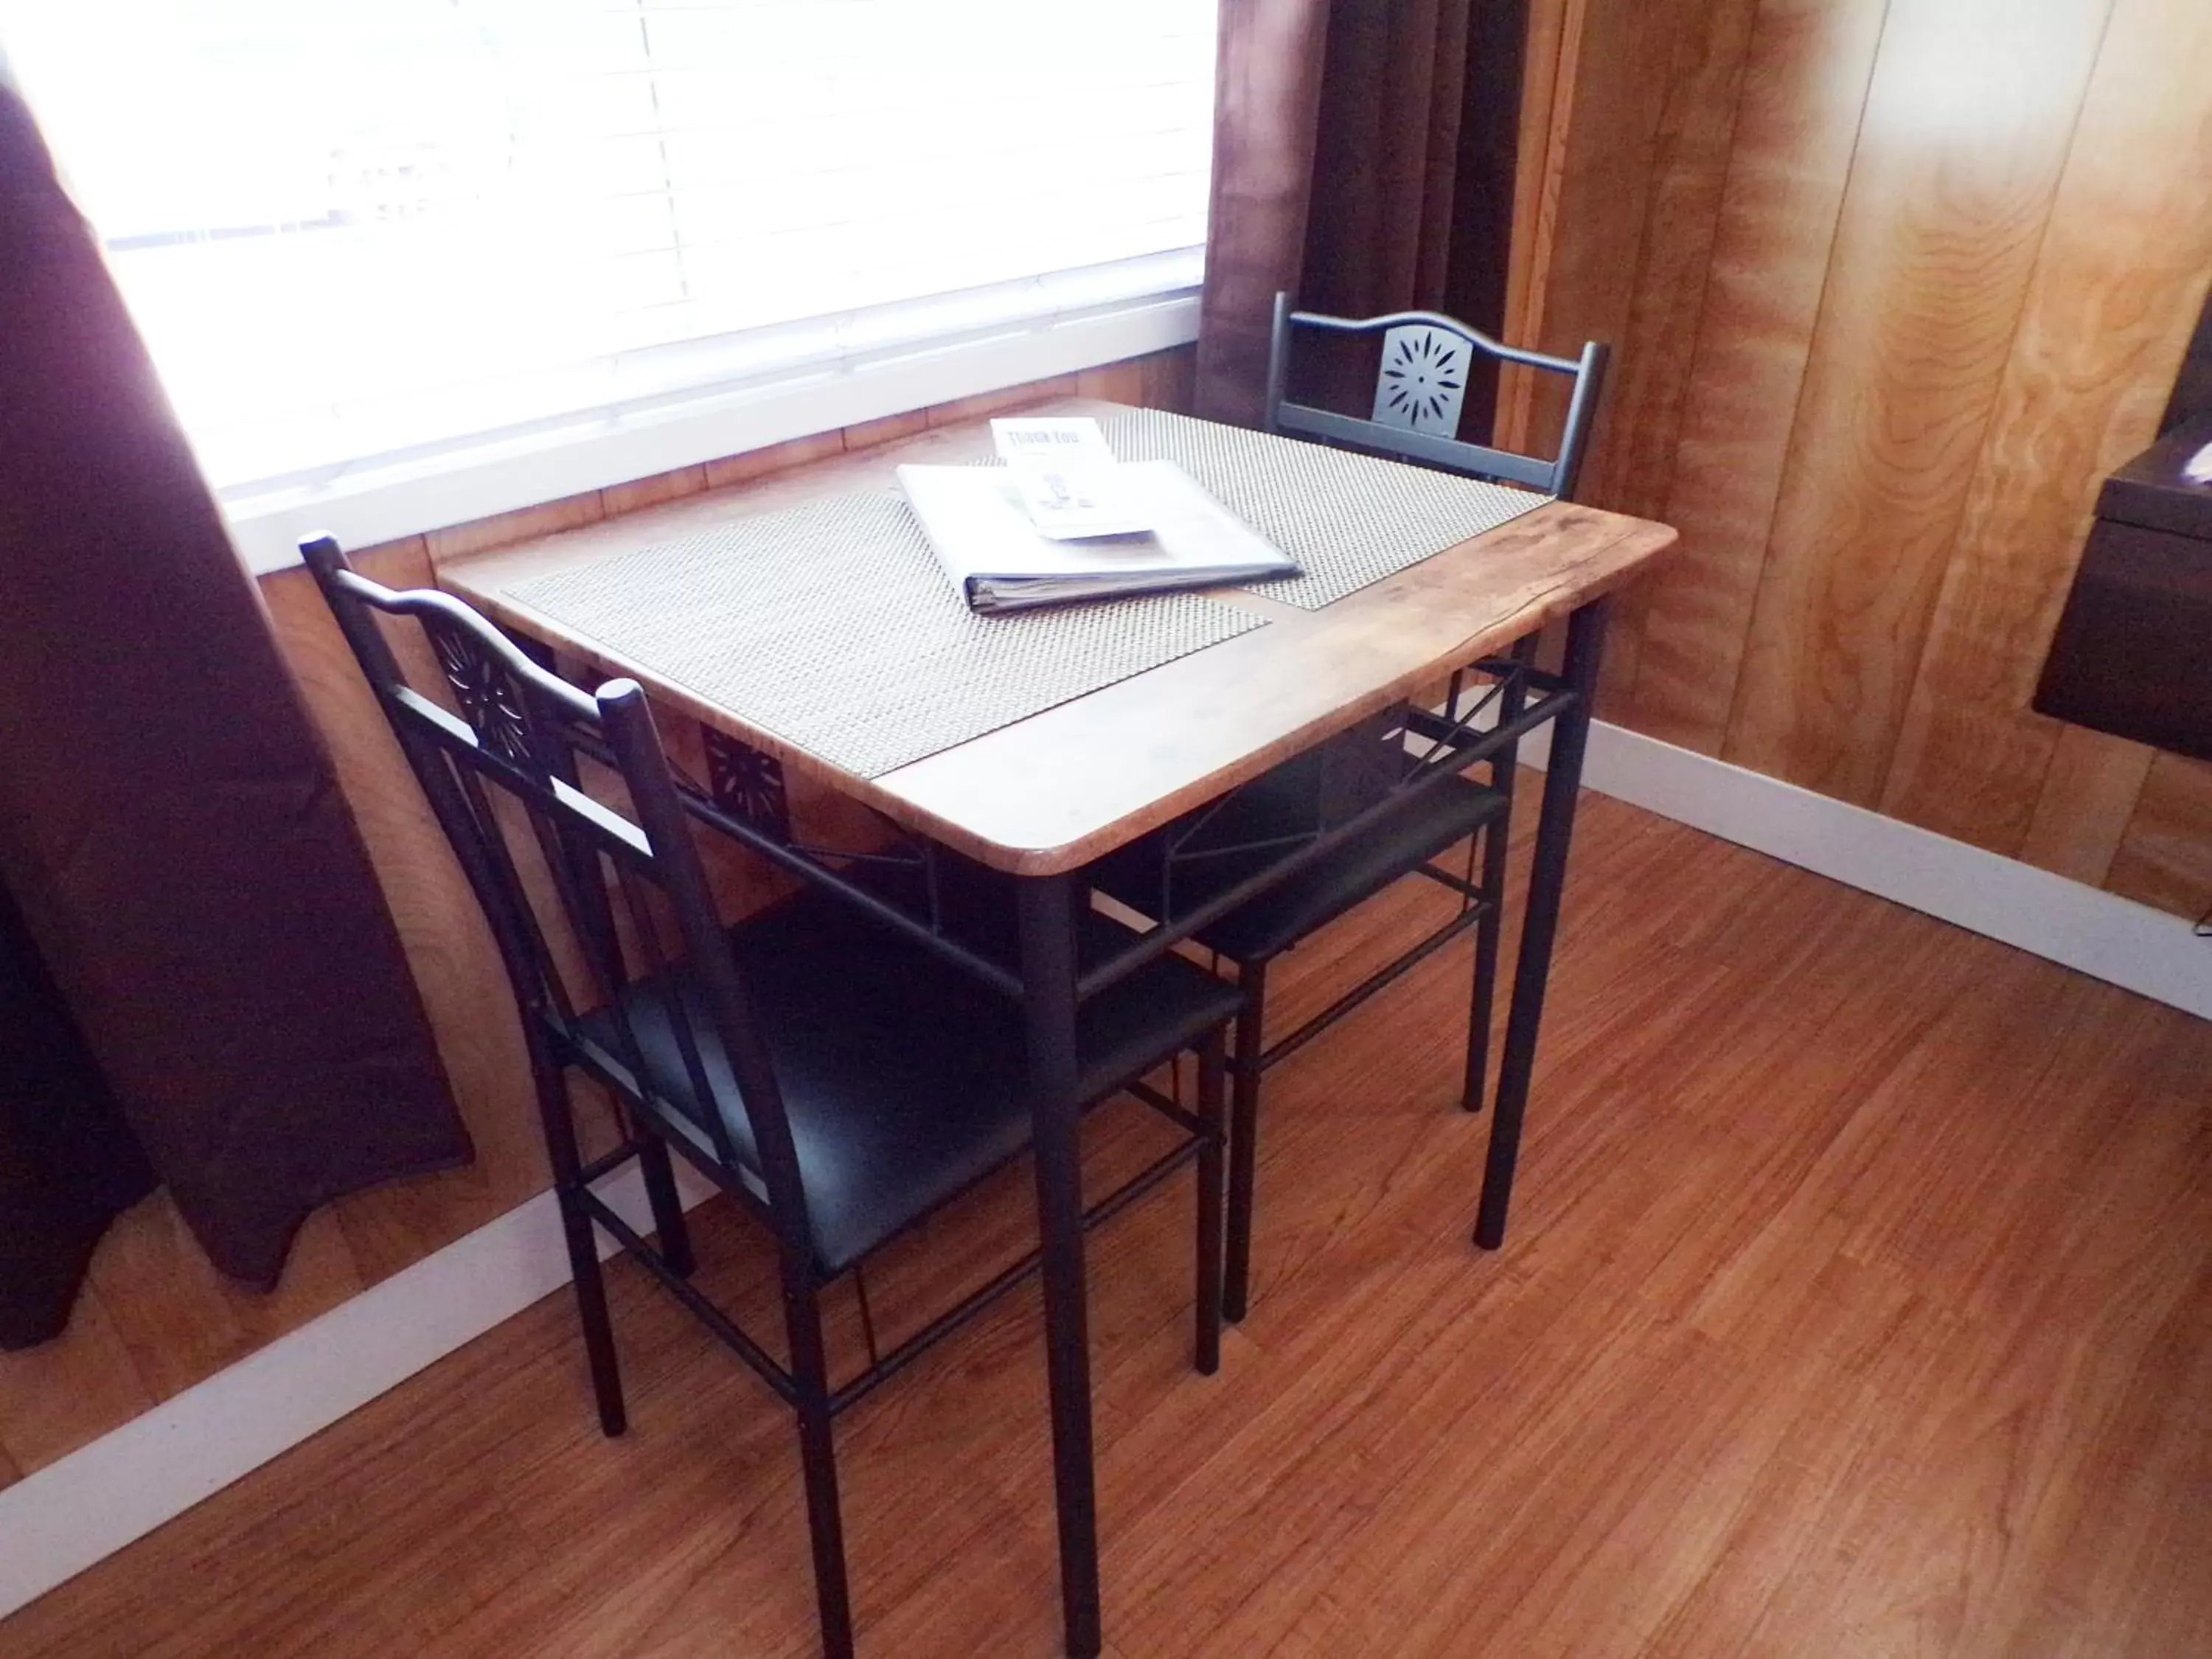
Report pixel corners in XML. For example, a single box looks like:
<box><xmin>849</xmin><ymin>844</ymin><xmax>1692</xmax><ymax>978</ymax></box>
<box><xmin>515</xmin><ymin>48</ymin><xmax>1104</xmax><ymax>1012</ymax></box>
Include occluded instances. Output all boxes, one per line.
<box><xmin>1523</xmin><ymin>718</ymin><xmax>2211</xmax><ymax>1024</ymax></box>
<box><xmin>0</xmin><ymin>1158</ymin><xmax>717</xmax><ymax>1619</ymax></box>
<box><xmin>6</xmin><ymin>718</ymin><xmax>2204</xmax><ymax>1622</ymax></box>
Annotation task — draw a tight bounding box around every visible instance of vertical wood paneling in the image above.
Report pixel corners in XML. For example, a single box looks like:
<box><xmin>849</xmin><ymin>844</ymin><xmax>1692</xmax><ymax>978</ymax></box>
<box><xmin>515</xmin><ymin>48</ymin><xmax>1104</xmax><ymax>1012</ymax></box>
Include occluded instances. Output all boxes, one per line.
<box><xmin>0</xmin><ymin>1287</ymin><xmax>155</xmax><ymax>1475</ymax></box>
<box><xmin>1575</xmin><ymin>0</ymin><xmax>1763</xmax><ymax>712</ymax></box>
<box><xmin>1877</xmin><ymin>0</ymin><xmax>2212</xmax><ymax>850</ymax></box>
<box><xmin>1620</xmin><ymin>0</ymin><xmax>1890</xmax><ymax>753</ymax></box>
<box><xmin>2017</xmin><ymin>726</ymin><xmax>2158</xmax><ymax>886</ymax></box>
<box><xmin>1495</xmin><ymin>0</ymin><xmax>1764</xmax><ymax>707</ymax></box>
<box><xmin>1495</xmin><ymin>0</ymin><xmax>1582</xmax><ymax>449</ymax></box>
<box><xmin>1725</xmin><ymin>0</ymin><xmax>2118</xmax><ymax>804</ymax></box>
<box><xmin>2104</xmin><ymin>755</ymin><xmax>2212</xmax><ymax>920</ymax></box>
<box><xmin>1504</xmin><ymin>0</ymin><xmax>1703</xmax><ymax>463</ymax></box>
<box><xmin>88</xmin><ymin>1201</ymin><xmax>364</xmax><ymax>1405</ymax></box>
<box><xmin>1573</xmin><ymin>1</ymin><xmax>1762</xmax><ymax>528</ymax></box>
<box><xmin>1526</xmin><ymin>0</ymin><xmax>2212</xmax><ymax>914</ymax></box>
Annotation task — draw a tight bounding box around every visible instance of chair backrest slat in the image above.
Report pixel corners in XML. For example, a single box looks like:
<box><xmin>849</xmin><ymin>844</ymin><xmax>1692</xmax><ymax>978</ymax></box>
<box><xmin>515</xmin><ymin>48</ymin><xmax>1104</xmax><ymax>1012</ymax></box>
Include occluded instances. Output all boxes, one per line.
<box><xmin>1270</xmin><ymin>402</ymin><xmax>1560</xmax><ymax>490</ymax></box>
<box><xmin>1263</xmin><ymin>291</ymin><xmax>1610</xmax><ymax>501</ymax></box>
<box><xmin>302</xmin><ymin>538</ymin><xmax>810</xmax><ymax>1246</ymax></box>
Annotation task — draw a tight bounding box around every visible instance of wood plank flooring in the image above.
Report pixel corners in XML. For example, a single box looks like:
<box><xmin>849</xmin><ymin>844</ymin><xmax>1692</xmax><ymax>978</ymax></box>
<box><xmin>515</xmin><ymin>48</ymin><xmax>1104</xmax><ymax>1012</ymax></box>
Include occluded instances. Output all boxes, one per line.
<box><xmin>7</xmin><ymin>790</ymin><xmax>2211</xmax><ymax>1658</ymax></box>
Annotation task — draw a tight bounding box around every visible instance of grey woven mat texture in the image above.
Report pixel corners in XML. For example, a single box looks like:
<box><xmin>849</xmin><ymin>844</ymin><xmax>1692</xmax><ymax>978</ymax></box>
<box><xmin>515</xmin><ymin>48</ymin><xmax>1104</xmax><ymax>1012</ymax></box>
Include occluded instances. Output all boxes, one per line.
<box><xmin>1101</xmin><ymin>408</ymin><xmax>1551</xmax><ymax>610</ymax></box>
<box><xmin>509</xmin><ymin>493</ymin><xmax>1265</xmax><ymax>779</ymax></box>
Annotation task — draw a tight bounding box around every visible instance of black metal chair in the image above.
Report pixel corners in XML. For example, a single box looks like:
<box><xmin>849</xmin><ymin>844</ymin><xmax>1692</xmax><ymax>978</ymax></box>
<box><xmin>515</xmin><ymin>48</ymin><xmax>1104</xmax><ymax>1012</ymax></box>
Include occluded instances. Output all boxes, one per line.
<box><xmin>303</xmin><ymin>538</ymin><xmax>1237</xmax><ymax>1659</ymax></box>
<box><xmin>1096</xmin><ymin>293</ymin><xmax>1608</xmax><ymax>1319</ymax></box>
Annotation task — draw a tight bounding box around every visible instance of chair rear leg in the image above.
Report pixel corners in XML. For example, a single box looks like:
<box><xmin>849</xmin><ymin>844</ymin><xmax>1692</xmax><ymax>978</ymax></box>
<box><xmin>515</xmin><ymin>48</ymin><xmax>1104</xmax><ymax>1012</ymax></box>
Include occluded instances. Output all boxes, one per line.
<box><xmin>1465</xmin><ymin>812</ymin><xmax>1512</xmax><ymax>1113</ymax></box>
<box><xmin>785</xmin><ymin>1279</ymin><xmax>855</xmax><ymax>1659</ymax></box>
<box><xmin>1469</xmin><ymin>641</ymin><xmax>1535</xmax><ymax>1112</ymax></box>
<box><xmin>556</xmin><ymin>1188</ymin><xmax>627</xmax><ymax>1438</ymax></box>
<box><xmin>1224</xmin><ymin>959</ymin><xmax>1269</xmax><ymax>1324</ymax></box>
<box><xmin>637</xmin><ymin>1130</ymin><xmax>695</xmax><ymax>1278</ymax></box>
<box><xmin>1194</xmin><ymin>1032</ymin><xmax>1227</xmax><ymax>1374</ymax></box>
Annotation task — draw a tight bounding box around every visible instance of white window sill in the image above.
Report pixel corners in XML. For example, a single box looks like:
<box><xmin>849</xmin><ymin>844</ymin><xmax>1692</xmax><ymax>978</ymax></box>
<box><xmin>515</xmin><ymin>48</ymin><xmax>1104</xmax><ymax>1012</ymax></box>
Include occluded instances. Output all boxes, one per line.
<box><xmin>223</xmin><ymin>279</ymin><xmax>1200</xmax><ymax>577</ymax></box>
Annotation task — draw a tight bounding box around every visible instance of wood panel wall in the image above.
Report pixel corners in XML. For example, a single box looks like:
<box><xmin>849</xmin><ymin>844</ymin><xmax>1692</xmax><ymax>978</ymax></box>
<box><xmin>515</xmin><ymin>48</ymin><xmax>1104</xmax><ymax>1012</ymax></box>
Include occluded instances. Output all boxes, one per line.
<box><xmin>0</xmin><ymin>348</ymin><xmax>1199</xmax><ymax>1486</ymax></box>
<box><xmin>1509</xmin><ymin>0</ymin><xmax>2212</xmax><ymax>920</ymax></box>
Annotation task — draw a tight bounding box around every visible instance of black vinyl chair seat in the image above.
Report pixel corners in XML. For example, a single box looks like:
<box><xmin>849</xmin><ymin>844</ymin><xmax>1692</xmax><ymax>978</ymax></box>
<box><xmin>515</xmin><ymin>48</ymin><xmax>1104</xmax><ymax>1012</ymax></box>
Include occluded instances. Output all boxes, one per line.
<box><xmin>1181</xmin><ymin>775</ymin><xmax>1506</xmax><ymax>963</ymax></box>
<box><xmin>1094</xmin><ymin>739</ymin><xmax>1507</xmax><ymax>965</ymax></box>
<box><xmin>577</xmin><ymin>887</ymin><xmax>1243</xmax><ymax>1273</ymax></box>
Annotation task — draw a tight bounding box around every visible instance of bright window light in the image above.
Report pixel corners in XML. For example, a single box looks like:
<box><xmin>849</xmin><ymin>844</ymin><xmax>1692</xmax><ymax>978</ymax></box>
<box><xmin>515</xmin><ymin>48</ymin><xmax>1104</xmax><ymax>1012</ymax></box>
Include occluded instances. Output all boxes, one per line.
<box><xmin>0</xmin><ymin>1</ymin><xmax>1217</xmax><ymax>496</ymax></box>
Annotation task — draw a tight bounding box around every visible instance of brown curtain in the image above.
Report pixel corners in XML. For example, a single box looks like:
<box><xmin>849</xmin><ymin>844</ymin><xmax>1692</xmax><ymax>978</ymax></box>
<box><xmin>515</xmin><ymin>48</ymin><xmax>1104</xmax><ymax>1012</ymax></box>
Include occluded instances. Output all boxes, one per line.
<box><xmin>1194</xmin><ymin>0</ymin><xmax>1527</xmax><ymax>428</ymax></box>
<box><xmin>0</xmin><ymin>86</ymin><xmax>470</xmax><ymax>1346</ymax></box>
<box><xmin>0</xmin><ymin>877</ymin><xmax>156</xmax><ymax>1349</ymax></box>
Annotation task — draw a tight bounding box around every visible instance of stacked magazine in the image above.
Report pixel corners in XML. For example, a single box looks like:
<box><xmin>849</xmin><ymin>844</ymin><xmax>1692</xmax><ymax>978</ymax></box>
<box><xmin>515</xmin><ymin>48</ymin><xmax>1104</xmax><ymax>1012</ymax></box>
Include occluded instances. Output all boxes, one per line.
<box><xmin>897</xmin><ymin>417</ymin><xmax>1298</xmax><ymax>613</ymax></box>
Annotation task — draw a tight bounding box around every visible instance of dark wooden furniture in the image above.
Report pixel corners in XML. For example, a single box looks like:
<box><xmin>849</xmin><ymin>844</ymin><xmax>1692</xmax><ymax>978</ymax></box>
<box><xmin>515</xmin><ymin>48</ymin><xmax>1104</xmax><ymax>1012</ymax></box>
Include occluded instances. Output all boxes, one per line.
<box><xmin>2160</xmin><ymin>285</ymin><xmax>2212</xmax><ymax>436</ymax></box>
<box><xmin>435</xmin><ymin>400</ymin><xmax>1677</xmax><ymax>1659</ymax></box>
<box><xmin>2034</xmin><ymin>414</ymin><xmax>2212</xmax><ymax>764</ymax></box>
<box><xmin>304</xmin><ymin>542</ymin><xmax>1237</xmax><ymax>1659</ymax></box>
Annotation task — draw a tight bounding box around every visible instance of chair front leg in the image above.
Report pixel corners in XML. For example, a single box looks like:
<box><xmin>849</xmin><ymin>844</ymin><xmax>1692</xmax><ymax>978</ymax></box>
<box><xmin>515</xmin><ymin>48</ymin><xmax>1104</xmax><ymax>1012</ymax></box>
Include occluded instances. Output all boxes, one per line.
<box><xmin>532</xmin><ymin>1059</ymin><xmax>626</xmax><ymax>1436</ymax></box>
<box><xmin>1223</xmin><ymin>959</ymin><xmax>1269</xmax><ymax>1324</ymax></box>
<box><xmin>1194</xmin><ymin>1032</ymin><xmax>1227</xmax><ymax>1374</ymax></box>
<box><xmin>784</xmin><ymin>1274</ymin><xmax>855</xmax><ymax>1659</ymax></box>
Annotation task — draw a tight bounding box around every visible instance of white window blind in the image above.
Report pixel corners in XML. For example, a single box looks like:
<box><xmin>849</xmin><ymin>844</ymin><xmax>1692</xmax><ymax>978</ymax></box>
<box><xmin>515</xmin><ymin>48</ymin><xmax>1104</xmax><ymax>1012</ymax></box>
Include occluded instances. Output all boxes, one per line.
<box><xmin>0</xmin><ymin>0</ymin><xmax>1216</xmax><ymax>518</ymax></box>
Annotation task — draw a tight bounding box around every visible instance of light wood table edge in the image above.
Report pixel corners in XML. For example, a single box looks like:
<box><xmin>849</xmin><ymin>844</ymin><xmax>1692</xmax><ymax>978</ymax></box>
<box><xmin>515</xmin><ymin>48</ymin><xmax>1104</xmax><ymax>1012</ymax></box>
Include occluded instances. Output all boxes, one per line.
<box><xmin>899</xmin><ymin>512</ymin><xmax>1679</xmax><ymax>874</ymax></box>
<box><xmin>435</xmin><ymin>408</ymin><xmax>1679</xmax><ymax>874</ymax></box>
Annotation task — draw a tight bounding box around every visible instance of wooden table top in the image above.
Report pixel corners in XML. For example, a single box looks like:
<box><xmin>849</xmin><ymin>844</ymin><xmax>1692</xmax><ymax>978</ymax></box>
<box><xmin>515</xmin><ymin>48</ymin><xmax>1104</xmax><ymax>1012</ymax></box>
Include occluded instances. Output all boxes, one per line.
<box><xmin>439</xmin><ymin>400</ymin><xmax>1680</xmax><ymax>874</ymax></box>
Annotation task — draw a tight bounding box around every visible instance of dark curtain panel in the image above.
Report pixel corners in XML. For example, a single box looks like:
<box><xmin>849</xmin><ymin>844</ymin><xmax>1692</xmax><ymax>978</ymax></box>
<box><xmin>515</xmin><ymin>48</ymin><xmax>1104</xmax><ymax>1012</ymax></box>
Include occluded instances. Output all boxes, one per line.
<box><xmin>1195</xmin><ymin>0</ymin><xmax>1528</xmax><ymax>431</ymax></box>
<box><xmin>0</xmin><ymin>86</ymin><xmax>470</xmax><ymax>1336</ymax></box>
<box><xmin>0</xmin><ymin>877</ymin><xmax>156</xmax><ymax>1349</ymax></box>
<box><xmin>1192</xmin><ymin>0</ymin><xmax>1334</xmax><ymax>427</ymax></box>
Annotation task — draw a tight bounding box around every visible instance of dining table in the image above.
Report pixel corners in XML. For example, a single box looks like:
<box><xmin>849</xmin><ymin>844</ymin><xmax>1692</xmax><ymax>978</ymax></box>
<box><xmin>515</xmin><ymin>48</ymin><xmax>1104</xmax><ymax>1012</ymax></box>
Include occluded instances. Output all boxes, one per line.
<box><xmin>437</xmin><ymin>397</ymin><xmax>1680</xmax><ymax>1658</ymax></box>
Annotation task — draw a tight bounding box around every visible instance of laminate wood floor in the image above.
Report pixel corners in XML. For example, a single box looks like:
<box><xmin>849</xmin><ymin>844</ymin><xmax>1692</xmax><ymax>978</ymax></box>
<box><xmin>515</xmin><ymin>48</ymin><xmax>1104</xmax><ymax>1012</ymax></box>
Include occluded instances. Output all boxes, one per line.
<box><xmin>8</xmin><ymin>791</ymin><xmax>2211</xmax><ymax>1659</ymax></box>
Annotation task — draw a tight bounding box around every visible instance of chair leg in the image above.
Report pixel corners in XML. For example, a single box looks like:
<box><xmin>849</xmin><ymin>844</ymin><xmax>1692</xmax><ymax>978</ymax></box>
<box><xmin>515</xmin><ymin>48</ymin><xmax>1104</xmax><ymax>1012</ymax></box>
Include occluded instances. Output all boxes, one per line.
<box><xmin>1465</xmin><ymin>813</ymin><xmax>1512</xmax><ymax>1113</ymax></box>
<box><xmin>1194</xmin><ymin>1032</ymin><xmax>1227</xmax><ymax>1375</ymax></box>
<box><xmin>1469</xmin><ymin>641</ymin><xmax>1535</xmax><ymax>1112</ymax></box>
<box><xmin>555</xmin><ymin>1186</ymin><xmax>627</xmax><ymax>1438</ymax></box>
<box><xmin>1223</xmin><ymin>959</ymin><xmax>1268</xmax><ymax>1324</ymax></box>
<box><xmin>637</xmin><ymin>1130</ymin><xmax>695</xmax><ymax>1278</ymax></box>
<box><xmin>785</xmin><ymin>1279</ymin><xmax>855</xmax><ymax>1659</ymax></box>
<box><xmin>532</xmin><ymin>1062</ymin><xmax>627</xmax><ymax>1436</ymax></box>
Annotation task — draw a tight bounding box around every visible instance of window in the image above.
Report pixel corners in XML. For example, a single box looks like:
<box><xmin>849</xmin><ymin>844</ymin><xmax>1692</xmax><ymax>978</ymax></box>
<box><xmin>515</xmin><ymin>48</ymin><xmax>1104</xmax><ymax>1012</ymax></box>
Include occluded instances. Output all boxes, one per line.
<box><xmin>0</xmin><ymin>1</ymin><xmax>1217</xmax><ymax>567</ymax></box>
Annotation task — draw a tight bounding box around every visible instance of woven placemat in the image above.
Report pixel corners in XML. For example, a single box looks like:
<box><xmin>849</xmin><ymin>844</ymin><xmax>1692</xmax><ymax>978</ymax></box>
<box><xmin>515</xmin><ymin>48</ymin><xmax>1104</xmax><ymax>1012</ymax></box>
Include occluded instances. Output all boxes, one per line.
<box><xmin>1101</xmin><ymin>408</ymin><xmax>1551</xmax><ymax>610</ymax></box>
<box><xmin>509</xmin><ymin>493</ymin><xmax>1265</xmax><ymax>779</ymax></box>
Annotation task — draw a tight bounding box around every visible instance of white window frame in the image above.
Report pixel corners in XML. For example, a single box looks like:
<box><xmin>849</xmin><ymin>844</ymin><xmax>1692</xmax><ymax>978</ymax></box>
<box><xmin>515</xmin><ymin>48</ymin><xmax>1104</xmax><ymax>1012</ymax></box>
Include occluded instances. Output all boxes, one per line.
<box><xmin>217</xmin><ymin>255</ymin><xmax>1201</xmax><ymax>576</ymax></box>
<box><xmin>0</xmin><ymin>27</ymin><xmax>1212</xmax><ymax>577</ymax></box>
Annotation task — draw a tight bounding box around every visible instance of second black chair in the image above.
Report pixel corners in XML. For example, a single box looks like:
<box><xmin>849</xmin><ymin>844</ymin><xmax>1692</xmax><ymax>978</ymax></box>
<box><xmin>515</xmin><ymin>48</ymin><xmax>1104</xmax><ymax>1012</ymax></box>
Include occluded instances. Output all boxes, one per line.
<box><xmin>1096</xmin><ymin>293</ymin><xmax>1609</xmax><ymax>1319</ymax></box>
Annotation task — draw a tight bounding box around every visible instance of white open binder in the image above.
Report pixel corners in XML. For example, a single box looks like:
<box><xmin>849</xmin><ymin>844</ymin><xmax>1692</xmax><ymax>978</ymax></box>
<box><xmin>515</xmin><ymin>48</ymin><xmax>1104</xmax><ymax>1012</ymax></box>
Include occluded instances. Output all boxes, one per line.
<box><xmin>896</xmin><ymin>457</ymin><xmax>1298</xmax><ymax>613</ymax></box>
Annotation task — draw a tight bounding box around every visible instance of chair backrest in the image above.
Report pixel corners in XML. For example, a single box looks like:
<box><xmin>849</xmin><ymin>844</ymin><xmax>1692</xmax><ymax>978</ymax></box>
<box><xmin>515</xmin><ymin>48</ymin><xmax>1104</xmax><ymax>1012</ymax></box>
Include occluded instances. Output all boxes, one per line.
<box><xmin>301</xmin><ymin>536</ymin><xmax>813</xmax><ymax>1239</ymax></box>
<box><xmin>1262</xmin><ymin>291</ymin><xmax>1610</xmax><ymax>500</ymax></box>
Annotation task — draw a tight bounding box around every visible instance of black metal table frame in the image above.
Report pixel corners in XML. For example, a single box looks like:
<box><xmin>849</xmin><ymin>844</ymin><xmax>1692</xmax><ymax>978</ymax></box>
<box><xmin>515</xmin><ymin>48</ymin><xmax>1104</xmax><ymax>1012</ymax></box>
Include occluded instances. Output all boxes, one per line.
<box><xmin>637</xmin><ymin>591</ymin><xmax>1611</xmax><ymax>1658</ymax></box>
<box><xmin>1024</xmin><ymin>597</ymin><xmax>1604</xmax><ymax>1655</ymax></box>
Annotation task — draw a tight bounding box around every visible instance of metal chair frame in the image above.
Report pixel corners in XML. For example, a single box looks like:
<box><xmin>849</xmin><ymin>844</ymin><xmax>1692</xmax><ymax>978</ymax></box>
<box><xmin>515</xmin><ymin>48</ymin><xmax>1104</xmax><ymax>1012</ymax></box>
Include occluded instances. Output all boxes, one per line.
<box><xmin>1174</xmin><ymin>293</ymin><xmax>1615</xmax><ymax>1316</ymax></box>
<box><xmin>304</xmin><ymin>539</ymin><xmax>1228</xmax><ymax>1659</ymax></box>
<box><xmin>1264</xmin><ymin>291</ymin><xmax>1610</xmax><ymax>498</ymax></box>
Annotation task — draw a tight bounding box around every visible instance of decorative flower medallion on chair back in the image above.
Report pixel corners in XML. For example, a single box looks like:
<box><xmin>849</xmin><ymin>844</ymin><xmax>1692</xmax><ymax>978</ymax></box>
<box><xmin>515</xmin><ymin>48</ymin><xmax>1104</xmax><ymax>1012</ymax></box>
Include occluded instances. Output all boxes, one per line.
<box><xmin>1372</xmin><ymin>323</ymin><xmax>1473</xmax><ymax>437</ymax></box>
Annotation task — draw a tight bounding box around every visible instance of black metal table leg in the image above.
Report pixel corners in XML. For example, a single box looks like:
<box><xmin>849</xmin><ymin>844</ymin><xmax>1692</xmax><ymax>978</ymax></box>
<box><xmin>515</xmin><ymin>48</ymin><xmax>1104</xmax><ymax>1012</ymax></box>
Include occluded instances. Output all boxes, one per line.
<box><xmin>1015</xmin><ymin>872</ymin><xmax>1103</xmax><ymax>1659</ymax></box>
<box><xmin>1475</xmin><ymin>597</ymin><xmax>1610</xmax><ymax>1251</ymax></box>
